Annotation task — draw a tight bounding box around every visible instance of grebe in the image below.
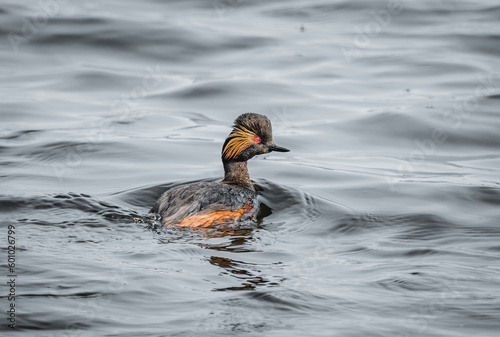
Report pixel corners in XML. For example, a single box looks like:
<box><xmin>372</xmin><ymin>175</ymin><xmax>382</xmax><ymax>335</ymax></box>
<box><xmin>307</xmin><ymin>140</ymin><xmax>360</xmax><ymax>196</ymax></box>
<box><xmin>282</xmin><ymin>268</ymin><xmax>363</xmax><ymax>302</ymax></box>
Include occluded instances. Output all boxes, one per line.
<box><xmin>150</xmin><ymin>113</ymin><xmax>289</xmax><ymax>228</ymax></box>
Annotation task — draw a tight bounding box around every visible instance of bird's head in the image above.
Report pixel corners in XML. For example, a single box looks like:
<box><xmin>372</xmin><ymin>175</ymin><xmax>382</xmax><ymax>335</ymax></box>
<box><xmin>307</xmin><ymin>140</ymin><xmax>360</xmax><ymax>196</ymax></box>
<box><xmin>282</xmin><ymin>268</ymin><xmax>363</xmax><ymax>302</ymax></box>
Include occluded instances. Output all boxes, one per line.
<box><xmin>222</xmin><ymin>113</ymin><xmax>289</xmax><ymax>162</ymax></box>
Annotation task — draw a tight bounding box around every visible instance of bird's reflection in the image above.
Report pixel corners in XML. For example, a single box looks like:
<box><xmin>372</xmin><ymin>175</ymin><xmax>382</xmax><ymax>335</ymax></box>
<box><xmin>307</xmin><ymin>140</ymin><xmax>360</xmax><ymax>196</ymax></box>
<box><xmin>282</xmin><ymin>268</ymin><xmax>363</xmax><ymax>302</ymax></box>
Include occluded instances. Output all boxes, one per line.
<box><xmin>209</xmin><ymin>256</ymin><xmax>278</xmax><ymax>291</ymax></box>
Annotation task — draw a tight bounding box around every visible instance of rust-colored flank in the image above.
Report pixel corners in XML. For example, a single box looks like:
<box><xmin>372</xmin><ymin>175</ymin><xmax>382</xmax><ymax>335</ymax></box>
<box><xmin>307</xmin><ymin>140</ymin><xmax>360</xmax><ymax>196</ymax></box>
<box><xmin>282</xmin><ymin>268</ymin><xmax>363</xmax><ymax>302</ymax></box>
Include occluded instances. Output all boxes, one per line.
<box><xmin>177</xmin><ymin>203</ymin><xmax>255</xmax><ymax>228</ymax></box>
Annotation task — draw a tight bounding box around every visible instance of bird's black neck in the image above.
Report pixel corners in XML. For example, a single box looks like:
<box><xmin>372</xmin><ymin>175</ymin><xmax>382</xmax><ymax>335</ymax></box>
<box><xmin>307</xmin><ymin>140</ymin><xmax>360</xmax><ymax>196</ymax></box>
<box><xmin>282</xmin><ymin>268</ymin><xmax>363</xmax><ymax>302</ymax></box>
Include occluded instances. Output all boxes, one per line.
<box><xmin>221</xmin><ymin>160</ymin><xmax>254</xmax><ymax>191</ymax></box>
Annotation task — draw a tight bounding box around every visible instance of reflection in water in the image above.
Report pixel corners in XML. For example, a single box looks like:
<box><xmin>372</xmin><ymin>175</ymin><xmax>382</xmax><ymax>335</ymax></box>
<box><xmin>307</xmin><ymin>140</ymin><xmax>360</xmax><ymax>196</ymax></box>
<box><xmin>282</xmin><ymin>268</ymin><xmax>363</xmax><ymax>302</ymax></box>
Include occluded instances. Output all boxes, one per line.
<box><xmin>154</xmin><ymin>225</ymin><xmax>276</xmax><ymax>291</ymax></box>
<box><xmin>209</xmin><ymin>256</ymin><xmax>277</xmax><ymax>291</ymax></box>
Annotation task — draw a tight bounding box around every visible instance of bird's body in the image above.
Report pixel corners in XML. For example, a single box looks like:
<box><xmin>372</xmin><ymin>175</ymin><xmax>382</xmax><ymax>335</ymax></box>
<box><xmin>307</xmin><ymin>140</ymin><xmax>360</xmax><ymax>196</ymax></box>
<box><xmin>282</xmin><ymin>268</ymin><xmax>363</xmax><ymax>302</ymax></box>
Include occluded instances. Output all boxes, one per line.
<box><xmin>150</xmin><ymin>181</ymin><xmax>258</xmax><ymax>228</ymax></box>
<box><xmin>150</xmin><ymin>113</ymin><xmax>289</xmax><ymax>228</ymax></box>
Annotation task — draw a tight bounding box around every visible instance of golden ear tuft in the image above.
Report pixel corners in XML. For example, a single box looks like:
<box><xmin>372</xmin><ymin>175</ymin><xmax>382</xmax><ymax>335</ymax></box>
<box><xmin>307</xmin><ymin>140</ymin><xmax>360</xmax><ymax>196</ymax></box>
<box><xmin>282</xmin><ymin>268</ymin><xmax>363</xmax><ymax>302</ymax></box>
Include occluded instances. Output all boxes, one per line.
<box><xmin>222</xmin><ymin>125</ymin><xmax>257</xmax><ymax>160</ymax></box>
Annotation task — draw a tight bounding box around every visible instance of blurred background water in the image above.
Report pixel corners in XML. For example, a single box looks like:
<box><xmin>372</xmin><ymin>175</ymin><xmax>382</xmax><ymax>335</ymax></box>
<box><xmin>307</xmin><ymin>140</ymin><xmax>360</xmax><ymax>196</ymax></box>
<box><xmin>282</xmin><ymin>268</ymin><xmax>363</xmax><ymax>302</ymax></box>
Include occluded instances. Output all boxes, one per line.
<box><xmin>1</xmin><ymin>0</ymin><xmax>500</xmax><ymax>336</ymax></box>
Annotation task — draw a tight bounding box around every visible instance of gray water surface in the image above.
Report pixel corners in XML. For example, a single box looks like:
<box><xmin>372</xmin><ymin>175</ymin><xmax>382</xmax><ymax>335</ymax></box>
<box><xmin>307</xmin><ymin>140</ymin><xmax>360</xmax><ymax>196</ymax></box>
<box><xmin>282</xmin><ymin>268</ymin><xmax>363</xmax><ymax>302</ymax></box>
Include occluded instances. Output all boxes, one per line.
<box><xmin>1</xmin><ymin>1</ymin><xmax>500</xmax><ymax>336</ymax></box>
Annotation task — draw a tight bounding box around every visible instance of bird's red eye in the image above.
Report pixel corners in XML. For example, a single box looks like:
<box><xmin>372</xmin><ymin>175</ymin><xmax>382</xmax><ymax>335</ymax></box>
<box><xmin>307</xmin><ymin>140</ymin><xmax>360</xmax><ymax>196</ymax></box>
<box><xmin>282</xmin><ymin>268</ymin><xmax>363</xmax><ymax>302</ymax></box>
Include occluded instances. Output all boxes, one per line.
<box><xmin>254</xmin><ymin>136</ymin><xmax>261</xmax><ymax>143</ymax></box>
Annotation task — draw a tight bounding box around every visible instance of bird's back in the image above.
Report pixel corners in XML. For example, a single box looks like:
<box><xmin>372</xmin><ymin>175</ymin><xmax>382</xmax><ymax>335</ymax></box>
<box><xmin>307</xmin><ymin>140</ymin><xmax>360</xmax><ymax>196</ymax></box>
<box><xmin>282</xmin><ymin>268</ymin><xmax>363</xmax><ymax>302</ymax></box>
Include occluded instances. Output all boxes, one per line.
<box><xmin>150</xmin><ymin>181</ymin><xmax>258</xmax><ymax>228</ymax></box>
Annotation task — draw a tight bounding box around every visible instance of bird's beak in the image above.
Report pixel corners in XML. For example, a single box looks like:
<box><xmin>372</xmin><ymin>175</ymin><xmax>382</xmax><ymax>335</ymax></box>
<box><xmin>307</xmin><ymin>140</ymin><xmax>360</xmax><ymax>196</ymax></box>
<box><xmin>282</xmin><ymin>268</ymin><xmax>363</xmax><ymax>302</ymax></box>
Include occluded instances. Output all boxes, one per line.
<box><xmin>268</xmin><ymin>144</ymin><xmax>290</xmax><ymax>152</ymax></box>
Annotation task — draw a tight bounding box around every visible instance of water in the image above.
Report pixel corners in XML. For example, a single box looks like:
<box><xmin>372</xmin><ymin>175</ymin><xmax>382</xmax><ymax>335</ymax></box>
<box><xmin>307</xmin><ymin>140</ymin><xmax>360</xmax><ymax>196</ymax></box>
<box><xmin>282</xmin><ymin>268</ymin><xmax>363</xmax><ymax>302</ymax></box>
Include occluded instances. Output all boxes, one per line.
<box><xmin>1</xmin><ymin>0</ymin><xmax>500</xmax><ymax>336</ymax></box>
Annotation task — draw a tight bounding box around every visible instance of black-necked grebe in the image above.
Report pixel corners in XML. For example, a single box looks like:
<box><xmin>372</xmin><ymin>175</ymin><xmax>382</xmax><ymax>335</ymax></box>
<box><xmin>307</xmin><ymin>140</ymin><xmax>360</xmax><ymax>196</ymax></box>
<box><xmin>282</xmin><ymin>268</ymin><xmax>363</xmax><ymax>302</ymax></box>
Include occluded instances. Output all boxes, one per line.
<box><xmin>150</xmin><ymin>113</ymin><xmax>289</xmax><ymax>228</ymax></box>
